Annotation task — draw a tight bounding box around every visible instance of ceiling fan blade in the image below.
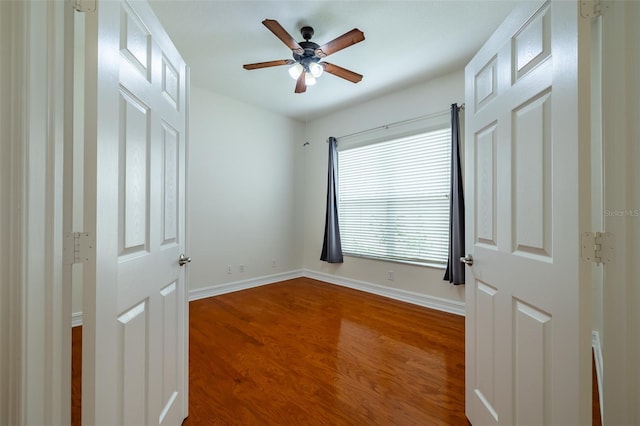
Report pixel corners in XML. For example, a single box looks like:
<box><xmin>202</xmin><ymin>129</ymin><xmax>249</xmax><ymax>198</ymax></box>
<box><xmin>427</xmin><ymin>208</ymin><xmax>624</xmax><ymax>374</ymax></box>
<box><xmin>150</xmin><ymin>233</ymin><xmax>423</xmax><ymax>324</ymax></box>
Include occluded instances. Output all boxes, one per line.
<box><xmin>243</xmin><ymin>59</ymin><xmax>294</xmax><ymax>70</ymax></box>
<box><xmin>295</xmin><ymin>71</ymin><xmax>307</xmax><ymax>94</ymax></box>
<box><xmin>315</xmin><ymin>29</ymin><xmax>364</xmax><ymax>58</ymax></box>
<box><xmin>262</xmin><ymin>19</ymin><xmax>304</xmax><ymax>55</ymax></box>
<box><xmin>322</xmin><ymin>62</ymin><xmax>363</xmax><ymax>83</ymax></box>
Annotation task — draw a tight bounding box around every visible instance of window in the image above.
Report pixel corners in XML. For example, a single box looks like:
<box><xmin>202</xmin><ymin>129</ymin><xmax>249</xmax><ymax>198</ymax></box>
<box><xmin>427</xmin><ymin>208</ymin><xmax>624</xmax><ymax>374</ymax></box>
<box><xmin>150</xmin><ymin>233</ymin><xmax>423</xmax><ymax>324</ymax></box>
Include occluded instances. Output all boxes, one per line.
<box><xmin>338</xmin><ymin>127</ymin><xmax>451</xmax><ymax>266</ymax></box>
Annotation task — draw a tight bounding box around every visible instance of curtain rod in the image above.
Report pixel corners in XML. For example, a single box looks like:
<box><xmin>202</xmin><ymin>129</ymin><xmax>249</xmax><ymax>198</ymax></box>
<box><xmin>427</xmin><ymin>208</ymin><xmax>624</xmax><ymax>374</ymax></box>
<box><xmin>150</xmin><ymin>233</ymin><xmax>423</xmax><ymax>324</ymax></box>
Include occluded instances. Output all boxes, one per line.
<box><xmin>329</xmin><ymin>103</ymin><xmax>465</xmax><ymax>143</ymax></box>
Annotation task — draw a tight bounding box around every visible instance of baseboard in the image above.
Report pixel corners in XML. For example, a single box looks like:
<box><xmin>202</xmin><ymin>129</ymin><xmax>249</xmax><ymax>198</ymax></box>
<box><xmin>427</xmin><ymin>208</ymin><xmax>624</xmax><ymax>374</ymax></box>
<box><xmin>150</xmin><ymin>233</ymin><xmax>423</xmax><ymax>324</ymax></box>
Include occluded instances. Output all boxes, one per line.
<box><xmin>188</xmin><ymin>270</ymin><xmax>305</xmax><ymax>301</ymax></box>
<box><xmin>592</xmin><ymin>330</ymin><xmax>603</xmax><ymax>423</ymax></box>
<box><xmin>302</xmin><ymin>269</ymin><xmax>466</xmax><ymax>316</ymax></box>
<box><xmin>70</xmin><ymin>268</ymin><xmax>466</xmax><ymax>327</ymax></box>
<box><xmin>71</xmin><ymin>312</ymin><xmax>83</xmax><ymax>328</ymax></box>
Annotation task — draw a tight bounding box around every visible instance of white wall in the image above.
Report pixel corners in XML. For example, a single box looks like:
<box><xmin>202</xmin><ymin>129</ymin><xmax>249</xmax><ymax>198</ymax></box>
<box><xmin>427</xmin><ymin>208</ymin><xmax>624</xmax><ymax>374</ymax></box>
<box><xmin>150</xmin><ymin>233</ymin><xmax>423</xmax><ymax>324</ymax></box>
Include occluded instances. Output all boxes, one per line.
<box><xmin>301</xmin><ymin>70</ymin><xmax>466</xmax><ymax>307</ymax></box>
<box><xmin>188</xmin><ymin>86</ymin><xmax>304</xmax><ymax>291</ymax></box>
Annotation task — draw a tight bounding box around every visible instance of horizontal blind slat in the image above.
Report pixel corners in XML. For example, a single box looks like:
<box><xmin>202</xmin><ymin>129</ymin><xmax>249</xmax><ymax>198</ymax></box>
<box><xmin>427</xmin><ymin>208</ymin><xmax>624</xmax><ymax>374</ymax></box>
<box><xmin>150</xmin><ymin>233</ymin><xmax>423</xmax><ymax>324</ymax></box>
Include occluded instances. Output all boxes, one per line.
<box><xmin>338</xmin><ymin>127</ymin><xmax>451</xmax><ymax>265</ymax></box>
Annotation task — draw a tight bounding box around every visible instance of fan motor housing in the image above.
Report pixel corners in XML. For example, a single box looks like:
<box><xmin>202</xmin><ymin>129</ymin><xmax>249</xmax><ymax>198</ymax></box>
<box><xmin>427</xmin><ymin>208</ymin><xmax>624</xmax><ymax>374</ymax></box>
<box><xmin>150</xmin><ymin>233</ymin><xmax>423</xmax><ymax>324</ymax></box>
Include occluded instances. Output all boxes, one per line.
<box><xmin>294</xmin><ymin>41</ymin><xmax>321</xmax><ymax>65</ymax></box>
<box><xmin>300</xmin><ymin>26</ymin><xmax>314</xmax><ymax>40</ymax></box>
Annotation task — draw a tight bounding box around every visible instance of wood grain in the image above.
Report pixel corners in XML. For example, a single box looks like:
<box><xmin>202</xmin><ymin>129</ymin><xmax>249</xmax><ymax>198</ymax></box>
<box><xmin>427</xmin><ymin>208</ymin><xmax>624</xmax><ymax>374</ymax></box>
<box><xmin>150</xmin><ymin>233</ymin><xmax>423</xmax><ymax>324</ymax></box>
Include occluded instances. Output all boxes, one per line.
<box><xmin>184</xmin><ymin>277</ymin><xmax>466</xmax><ymax>425</ymax></box>
<box><xmin>593</xmin><ymin>350</ymin><xmax>602</xmax><ymax>426</ymax></box>
<box><xmin>71</xmin><ymin>326</ymin><xmax>81</xmax><ymax>426</ymax></box>
<box><xmin>71</xmin><ymin>277</ymin><xmax>602</xmax><ymax>424</ymax></box>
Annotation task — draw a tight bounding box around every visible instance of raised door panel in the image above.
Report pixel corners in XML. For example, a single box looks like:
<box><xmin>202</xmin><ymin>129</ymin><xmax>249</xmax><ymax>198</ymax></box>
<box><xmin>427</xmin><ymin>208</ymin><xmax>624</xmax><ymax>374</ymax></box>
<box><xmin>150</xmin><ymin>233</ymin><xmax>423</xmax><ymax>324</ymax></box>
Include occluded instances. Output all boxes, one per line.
<box><xmin>120</xmin><ymin>1</ymin><xmax>151</xmax><ymax>80</ymax></box>
<box><xmin>475</xmin><ymin>123</ymin><xmax>498</xmax><ymax>248</ymax></box>
<box><xmin>119</xmin><ymin>90</ymin><xmax>150</xmax><ymax>258</ymax></box>
<box><xmin>118</xmin><ymin>301</ymin><xmax>149</xmax><ymax>425</ymax></box>
<box><xmin>473</xmin><ymin>280</ymin><xmax>499</xmax><ymax>422</ymax></box>
<box><xmin>161</xmin><ymin>123</ymin><xmax>179</xmax><ymax>246</ymax></box>
<box><xmin>512</xmin><ymin>90</ymin><xmax>552</xmax><ymax>260</ymax></box>
<box><xmin>158</xmin><ymin>281</ymin><xmax>180</xmax><ymax>424</ymax></box>
<box><xmin>513</xmin><ymin>300</ymin><xmax>552</xmax><ymax>425</ymax></box>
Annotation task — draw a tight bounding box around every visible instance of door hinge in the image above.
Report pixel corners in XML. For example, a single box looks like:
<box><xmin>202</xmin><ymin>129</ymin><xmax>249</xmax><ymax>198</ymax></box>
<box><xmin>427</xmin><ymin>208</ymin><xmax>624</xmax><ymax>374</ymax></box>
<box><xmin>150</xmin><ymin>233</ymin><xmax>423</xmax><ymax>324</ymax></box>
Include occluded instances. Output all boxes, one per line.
<box><xmin>72</xmin><ymin>0</ymin><xmax>96</xmax><ymax>13</ymax></box>
<box><xmin>580</xmin><ymin>0</ymin><xmax>609</xmax><ymax>18</ymax></box>
<box><xmin>64</xmin><ymin>232</ymin><xmax>93</xmax><ymax>265</ymax></box>
<box><xmin>581</xmin><ymin>232</ymin><xmax>614</xmax><ymax>265</ymax></box>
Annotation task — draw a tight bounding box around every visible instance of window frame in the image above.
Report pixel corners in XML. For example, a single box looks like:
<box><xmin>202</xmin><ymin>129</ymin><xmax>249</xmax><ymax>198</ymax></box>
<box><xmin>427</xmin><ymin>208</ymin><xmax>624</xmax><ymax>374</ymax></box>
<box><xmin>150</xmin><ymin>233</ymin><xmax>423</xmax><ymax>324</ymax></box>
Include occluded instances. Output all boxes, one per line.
<box><xmin>336</xmin><ymin>117</ymin><xmax>452</xmax><ymax>269</ymax></box>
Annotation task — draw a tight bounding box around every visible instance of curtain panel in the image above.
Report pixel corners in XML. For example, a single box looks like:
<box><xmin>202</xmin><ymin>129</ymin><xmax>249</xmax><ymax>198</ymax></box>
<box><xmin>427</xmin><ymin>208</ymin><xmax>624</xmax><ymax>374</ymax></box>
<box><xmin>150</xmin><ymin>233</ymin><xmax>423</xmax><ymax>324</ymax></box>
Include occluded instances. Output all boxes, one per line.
<box><xmin>320</xmin><ymin>136</ymin><xmax>344</xmax><ymax>263</ymax></box>
<box><xmin>444</xmin><ymin>104</ymin><xmax>466</xmax><ymax>284</ymax></box>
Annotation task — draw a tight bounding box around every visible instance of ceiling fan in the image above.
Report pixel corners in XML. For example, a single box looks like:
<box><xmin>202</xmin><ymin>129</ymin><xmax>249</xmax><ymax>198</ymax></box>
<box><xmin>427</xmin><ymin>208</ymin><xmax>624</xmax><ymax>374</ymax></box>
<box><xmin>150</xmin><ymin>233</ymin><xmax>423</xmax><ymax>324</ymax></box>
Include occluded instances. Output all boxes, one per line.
<box><xmin>243</xmin><ymin>19</ymin><xmax>365</xmax><ymax>94</ymax></box>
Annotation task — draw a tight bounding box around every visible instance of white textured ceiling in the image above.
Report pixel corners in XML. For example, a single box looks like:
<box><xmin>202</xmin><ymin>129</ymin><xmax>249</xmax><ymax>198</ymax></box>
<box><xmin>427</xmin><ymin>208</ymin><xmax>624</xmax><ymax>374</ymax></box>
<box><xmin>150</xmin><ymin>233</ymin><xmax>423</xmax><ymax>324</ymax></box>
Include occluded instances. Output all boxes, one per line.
<box><xmin>149</xmin><ymin>0</ymin><xmax>522</xmax><ymax>121</ymax></box>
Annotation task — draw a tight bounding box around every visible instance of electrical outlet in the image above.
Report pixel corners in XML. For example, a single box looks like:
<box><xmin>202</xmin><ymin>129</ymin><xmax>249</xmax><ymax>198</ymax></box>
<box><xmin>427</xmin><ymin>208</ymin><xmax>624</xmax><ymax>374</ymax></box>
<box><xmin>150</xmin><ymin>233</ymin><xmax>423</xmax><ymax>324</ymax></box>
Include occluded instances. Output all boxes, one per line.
<box><xmin>271</xmin><ymin>259</ymin><xmax>277</xmax><ymax>268</ymax></box>
<box><xmin>387</xmin><ymin>270</ymin><xmax>394</xmax><ymax>281</ymax></box>
<box><xmin>239</xmin><ymin>264</ymin><xmax>245</xmax><ymax>273</ymax></box>
<box><xmin>226</xmin><ymin>265</ymin><xmax>232</xmax><ymax>274</ymax></box>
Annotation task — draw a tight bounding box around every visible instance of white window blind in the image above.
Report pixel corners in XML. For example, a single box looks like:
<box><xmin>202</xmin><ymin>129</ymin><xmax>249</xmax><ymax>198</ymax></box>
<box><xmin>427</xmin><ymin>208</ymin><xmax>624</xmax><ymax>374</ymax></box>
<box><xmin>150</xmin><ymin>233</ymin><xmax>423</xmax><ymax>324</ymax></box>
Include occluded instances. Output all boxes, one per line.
<box><xmin>338</xmin><ymin>128</ymin><xmax>451</xmax><ymax>265</ymax></box>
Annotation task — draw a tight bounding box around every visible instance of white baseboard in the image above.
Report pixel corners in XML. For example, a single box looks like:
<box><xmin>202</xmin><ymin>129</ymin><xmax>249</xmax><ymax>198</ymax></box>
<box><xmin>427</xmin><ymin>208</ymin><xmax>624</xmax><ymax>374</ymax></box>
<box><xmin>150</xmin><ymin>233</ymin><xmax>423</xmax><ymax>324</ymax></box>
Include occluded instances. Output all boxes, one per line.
<box><xmin>191</xmin><ymin>269</ymin><xmax>465</xmax><ymax>316</ymax></box>
<box><xmin>69</xmin><ymin>271</ymin><xmax>305</xmax><ymax>327</ymax></box>
<box><xmin>302</xmin><ymin>269</ymin><xmax>466</xmax><ymax>316</ymax></box>
<box><xmin>188</xmin><ymin>270</ymin><xmax>305</xmax><ymax>301</ymax></box>
<box><xmin>70</xmin><ymin>268</ymin><xmax>466</xmax><ymax>327</ymax></box>
<box><xmin>592</xmin><ymin>330</ymin><xmax>603</xmax><ymax>423</ymax></box>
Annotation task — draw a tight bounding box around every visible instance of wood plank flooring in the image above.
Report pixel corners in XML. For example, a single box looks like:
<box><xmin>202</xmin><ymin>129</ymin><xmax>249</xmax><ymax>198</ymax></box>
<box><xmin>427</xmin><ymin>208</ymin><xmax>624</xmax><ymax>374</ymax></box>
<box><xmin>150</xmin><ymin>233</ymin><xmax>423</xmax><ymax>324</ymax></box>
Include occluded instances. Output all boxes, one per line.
<box><xmin>71</xmin><ymin>326</ymin><xmax>82</xmax><ymax>426</ymax></box>
<box><xmin>184</xmin><ymin>278</ymin><xmax>466</xmax><ymax>425</ymax></box>
<box><xmin>71</xmin><ymin>277</ymin><xmax>601</xmax><ymax>424</ymax></box>
<box><xmin>72</xmin><ymin>277</ymin><xmax>465</xmax><ymax>424</ymax></box>
<box><xmin>593</xmin><ymin>351</ymin><xmax>602</xmax><ymax>426</ymax></box>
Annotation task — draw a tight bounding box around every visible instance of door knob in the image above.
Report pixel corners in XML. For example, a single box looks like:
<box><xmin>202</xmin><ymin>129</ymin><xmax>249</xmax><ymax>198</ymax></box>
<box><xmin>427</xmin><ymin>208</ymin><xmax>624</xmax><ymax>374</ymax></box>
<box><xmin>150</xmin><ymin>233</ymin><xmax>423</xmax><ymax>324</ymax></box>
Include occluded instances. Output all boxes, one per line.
<box><xmin>459</xmin><ymin>254</ymin><xmax>473</xmax><ymax>266</ymax></box>
<box><xmin>178</xmin><ymin>253</ymin><xmax>192</xmax><ymax>266</ymax></box>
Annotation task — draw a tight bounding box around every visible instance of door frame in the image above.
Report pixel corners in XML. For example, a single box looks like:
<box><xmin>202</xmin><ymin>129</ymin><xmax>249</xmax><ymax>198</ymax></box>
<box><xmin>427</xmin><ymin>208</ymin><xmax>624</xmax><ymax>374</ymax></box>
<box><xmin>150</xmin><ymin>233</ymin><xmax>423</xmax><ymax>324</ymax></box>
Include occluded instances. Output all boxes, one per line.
<box><xmin>601</xmin><ymin>1</ymin><xmax>640</xmax><ymax>424</ymax></box>
<box><xmin>2</xmin><ymin>1</ymin><xmax>193</xmax><ymax>424</ymax></box>
<box><xmin>0</xmin><ymin>0</ymin><xmax>73</xmax><ymax>424</ymax></box>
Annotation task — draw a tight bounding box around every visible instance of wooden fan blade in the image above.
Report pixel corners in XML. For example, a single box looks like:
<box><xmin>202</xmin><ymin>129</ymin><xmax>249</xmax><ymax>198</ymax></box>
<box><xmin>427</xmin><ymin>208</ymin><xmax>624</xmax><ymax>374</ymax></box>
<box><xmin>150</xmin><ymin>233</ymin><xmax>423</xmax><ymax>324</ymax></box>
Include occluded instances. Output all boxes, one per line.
<box><xmin>262</xmin><ymin>19</ymin><xmax>304</xmax><ymax>55</ymax></box>
<box><xmin>295</xmin><ymin>71</ymin><xmax>307</xmax><ymax>93</ymax></box>
<box><xmin>322</xmin><ymin>62</ymin><xmax>363</xmax><ymax>83</ymax></box>
<box><xmin>243</xmin><ymin>59</ymin><xmax>293</xmax><ymax>70</ymax></box>
<box><xmin>315</xmin><ymin>29</ymin><xmax>364</xmax><ymax>58</ymax></box>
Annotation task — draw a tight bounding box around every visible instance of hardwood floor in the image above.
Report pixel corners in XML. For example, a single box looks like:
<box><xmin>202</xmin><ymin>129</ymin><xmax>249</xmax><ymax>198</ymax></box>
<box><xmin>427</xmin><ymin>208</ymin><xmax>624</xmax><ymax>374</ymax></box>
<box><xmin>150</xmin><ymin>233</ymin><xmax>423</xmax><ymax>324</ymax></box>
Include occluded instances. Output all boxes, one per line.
<box><xmin>70</xmin><ymin>277</ymin><xmax>602</xmax><ymax>424</ymax></box>
<box><xmin>72</xmin><ymin>277</ymin><xmax>466</xmax><ymax>424</ymax></box>
<box><xmin>593</xmin><ymin>351</ymin><xmax>602</xmax><ymax>426</ymax></box>
<box><xmin>184</xmin><ymin>278</ymin><xmax>466</xmax><ymax>425</ymax></box>
<box><xmin>71</xmin><ymin>325</ymin><xmax>82</xmax><ymax>426</ymax></box>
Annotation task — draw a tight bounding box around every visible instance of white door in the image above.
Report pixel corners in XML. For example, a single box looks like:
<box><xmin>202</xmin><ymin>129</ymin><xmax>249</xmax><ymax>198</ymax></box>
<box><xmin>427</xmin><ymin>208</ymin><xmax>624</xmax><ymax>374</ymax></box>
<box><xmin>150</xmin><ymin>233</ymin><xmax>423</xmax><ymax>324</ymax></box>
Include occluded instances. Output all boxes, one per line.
<box><xmin>82</xmin><ymin>0</ymin><xmax>189</xmax><ymax>424</ymax></box>
<box><xmin>464</xmin><ymin>1</ymin><xmax>591</xmax><ymax>424</ymax></box>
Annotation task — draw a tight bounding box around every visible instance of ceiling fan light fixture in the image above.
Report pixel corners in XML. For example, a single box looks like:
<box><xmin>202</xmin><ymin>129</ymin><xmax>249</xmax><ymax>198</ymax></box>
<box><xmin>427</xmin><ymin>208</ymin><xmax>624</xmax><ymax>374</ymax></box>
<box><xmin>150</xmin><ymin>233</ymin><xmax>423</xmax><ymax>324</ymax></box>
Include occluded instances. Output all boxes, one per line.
<box><xmin>309</xmin><ymin>62</ymin><xmax>323</xmax><ymax>78</ymax></box>
<box><xmin>288</xmin><ymin>63</ymin><xmax>303</xmax><ymax>80</ymax></box>
<box><xmin>243</xmin><ymin>20</ymin><xmax>365</xmax><ymax>93</ymax></box>
<box><xmin>305</xmin><ymin>73</ymin><xmax>317</xmax><ymax>86</ymax></box>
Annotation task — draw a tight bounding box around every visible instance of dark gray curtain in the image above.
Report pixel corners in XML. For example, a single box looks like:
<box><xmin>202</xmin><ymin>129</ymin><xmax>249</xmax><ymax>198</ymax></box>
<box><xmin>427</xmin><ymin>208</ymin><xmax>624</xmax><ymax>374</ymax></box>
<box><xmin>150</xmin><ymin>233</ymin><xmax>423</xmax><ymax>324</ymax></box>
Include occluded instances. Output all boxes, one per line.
<box><xmin>320</xmin><ymin>137</ymin><xmax>343</xmax><ymax>263</ymax></box>
<box><xmin>444</xmin><ymin>104</ymin><xmax>465</xmax><ymax>284</ymax></box>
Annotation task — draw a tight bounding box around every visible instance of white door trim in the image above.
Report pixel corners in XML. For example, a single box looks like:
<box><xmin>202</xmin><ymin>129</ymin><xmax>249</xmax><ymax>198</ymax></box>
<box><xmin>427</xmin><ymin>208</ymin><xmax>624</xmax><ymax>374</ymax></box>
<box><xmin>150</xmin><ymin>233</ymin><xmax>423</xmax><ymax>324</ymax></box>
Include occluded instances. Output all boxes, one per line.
<box><xmin>1</xmin><ymin>0</ymin><xmax>71</xmax><ymax>424</ymax></box>
<box><xmin>601</xmin><ymin>1</ymin><xmax>640</xmax><ymax>423</ymax></box>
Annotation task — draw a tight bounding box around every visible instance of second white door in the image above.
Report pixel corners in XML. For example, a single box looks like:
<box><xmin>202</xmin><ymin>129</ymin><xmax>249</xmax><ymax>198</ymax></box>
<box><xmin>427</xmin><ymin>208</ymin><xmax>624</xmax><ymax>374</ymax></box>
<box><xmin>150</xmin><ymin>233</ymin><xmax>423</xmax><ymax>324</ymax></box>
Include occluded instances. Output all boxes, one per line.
<box><xmin>82</xmin><ymin>0</ymin><xmax>189</xmax><ymax>424</ymax></box>
<box><xmin>465</xmin><ymin>1</ymin><xmax>592</xmax><ymax>424</ymax></box>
